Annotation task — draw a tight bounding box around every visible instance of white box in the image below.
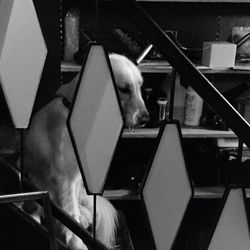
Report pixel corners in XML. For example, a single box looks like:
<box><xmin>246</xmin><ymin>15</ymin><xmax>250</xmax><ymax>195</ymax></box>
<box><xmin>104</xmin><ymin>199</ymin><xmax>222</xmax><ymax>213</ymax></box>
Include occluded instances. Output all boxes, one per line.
<box><xmin>202</xmin><ymin>42</ymin><xmax>236</xmax><ymax>68</ymax></box>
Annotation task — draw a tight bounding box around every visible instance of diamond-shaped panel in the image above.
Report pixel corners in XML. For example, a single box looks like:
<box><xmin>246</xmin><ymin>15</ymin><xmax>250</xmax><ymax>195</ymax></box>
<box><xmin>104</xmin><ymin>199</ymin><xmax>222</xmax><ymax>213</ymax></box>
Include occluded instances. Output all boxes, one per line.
<box><xmin>208</xmin><ymin>189</ymin><xmax>250</xmax><ymax>250</ymax></box>
<box><xmin>0</xmin><ymin>0</ymin><xmax>47</xmax><ymax>128</ymax></box>
<box><xmin>68</xmin><ymin>44</ymin><xmax>123</xmax><ymax>194</ymax></box>
<box><xmin>142</xmin><ymin>123</ymin><xmax>192</xmax><ymax>250</ymax></box>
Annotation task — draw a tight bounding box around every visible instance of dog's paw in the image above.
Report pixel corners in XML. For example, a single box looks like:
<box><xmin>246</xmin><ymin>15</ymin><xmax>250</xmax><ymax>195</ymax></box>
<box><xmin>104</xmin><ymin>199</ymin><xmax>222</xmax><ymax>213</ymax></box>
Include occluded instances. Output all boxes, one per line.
<box><xmin>68</xmin><ymin>235</ymin><xmax>88</xmax><ymax>250</ymax></box>
<box><xmin>66</xmin><ymin>231</ymin><xmax>88</xmax><ymax>250</ymax></box>
<box><xmin>79</xmin><ymin>205</ymin><xmax>93</xmax><ymax>229</ymax></box>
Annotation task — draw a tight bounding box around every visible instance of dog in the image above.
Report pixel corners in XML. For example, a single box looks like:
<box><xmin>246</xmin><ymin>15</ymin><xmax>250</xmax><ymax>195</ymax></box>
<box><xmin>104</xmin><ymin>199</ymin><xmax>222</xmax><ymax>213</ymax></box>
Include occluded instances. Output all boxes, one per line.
<box><xmin>23</xmin><ymin>53</ymin><xmax>149</xmax><ymax>250</ymax></box>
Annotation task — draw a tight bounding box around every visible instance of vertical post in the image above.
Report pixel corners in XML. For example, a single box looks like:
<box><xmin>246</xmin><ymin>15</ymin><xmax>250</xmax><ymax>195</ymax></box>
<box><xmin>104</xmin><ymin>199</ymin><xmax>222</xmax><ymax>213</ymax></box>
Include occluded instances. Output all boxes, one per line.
<box><xmin>236</xmin><ymin>104</ymin><xmax>245</xmax><ymax>165</ymax></box>
<box><xmin>43</xmin><ymin>194</ymin><xmax>58</xmax><ymax>250</ymax></box>
<box><xmin>168</xmin><ymin>69</ymin><xmax>176</xmax><ymax>121</ymax></box>
<box><xmin>93</xmin><ymin>194</ymin><xmax>97</xmax><ymax>241</ymax></box>
<box><xmin>94</xmin><ymin>0</ymin><xmax>99</xmax><ymax>42</ymax></box>
<box><xmin>19</xmin><ymin>129</ymin><xmax>24</xmax><ymax>193</ymax></box>
<box><xmin>236</xmin><ymin>104</ymin><xmax>245</xmax><ymax>185</ymax></box>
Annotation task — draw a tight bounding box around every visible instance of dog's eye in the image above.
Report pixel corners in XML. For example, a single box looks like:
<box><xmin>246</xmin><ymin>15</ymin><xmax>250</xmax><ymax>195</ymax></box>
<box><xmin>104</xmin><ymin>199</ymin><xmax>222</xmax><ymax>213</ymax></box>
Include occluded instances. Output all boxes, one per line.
<box><xmin>118</xmin><ymin>86</ymin><xmax>131</xmax><ymax>95</ymax></box>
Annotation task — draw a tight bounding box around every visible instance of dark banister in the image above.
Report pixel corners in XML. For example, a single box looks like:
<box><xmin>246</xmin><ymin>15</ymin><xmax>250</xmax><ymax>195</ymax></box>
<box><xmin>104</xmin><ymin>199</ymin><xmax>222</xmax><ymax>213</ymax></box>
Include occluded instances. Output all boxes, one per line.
<box><xmin>0</xmin><ymin>191</ymin><xmax>58</xmax><ymax>250</ymax></box>
<box><xmin>112</xmin><ymin>0</ymin><xmax>250</xmax><ymax>149</ymax></box>
<box><xmin>0</xmin><ymin>157</ymin><xmax>108</xmax><ymax>250</ymax></box>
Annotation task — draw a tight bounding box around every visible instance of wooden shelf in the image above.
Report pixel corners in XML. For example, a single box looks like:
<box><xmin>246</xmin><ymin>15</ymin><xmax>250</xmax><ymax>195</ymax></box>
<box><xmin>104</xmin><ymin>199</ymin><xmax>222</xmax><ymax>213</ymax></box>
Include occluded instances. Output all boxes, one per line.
<box><xmin>61</xmin><ymin>61</ymin><xmax>250</xmax><ymax>74</ymax></box>
<box><xmin>61</xmin><ymin>61</ymin><xmax>81</xmax><ymax>72</ymax></box>
<box><xmin>122</xmin><ymin>127</ymin><xmax>236</xmax><ymax>139</ymax></box>
<box><xmin>123</xmin><ymin>128</ymin><xmax>159</xmax><ymax>138</ymax></box>
<box><xmin>103</xmin><ymin>189</ymin><xmax>140</xmax><ymax>200</ymax></box>
<box><xmin>194</xmin><ymin>186</ymin><xmax>225</xmax><ymax>198</ymax></box>
<box><xmin>139</xmin><ymin>61</ymin><xmax>250</xmax><ymax>74</ymax></box>
<box><xmin>104</xmin><ymin>186</ymin><xmax>226</xmax><ymax>200</ymax></box>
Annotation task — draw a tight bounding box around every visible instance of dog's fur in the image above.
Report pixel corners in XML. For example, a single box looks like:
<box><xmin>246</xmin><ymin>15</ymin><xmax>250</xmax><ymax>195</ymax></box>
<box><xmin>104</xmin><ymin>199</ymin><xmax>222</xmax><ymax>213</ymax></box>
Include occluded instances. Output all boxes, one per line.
<box><xmin>23</xmin><ymin>54</ymin><xmax>149</xmax><ymax>250</ymax></box>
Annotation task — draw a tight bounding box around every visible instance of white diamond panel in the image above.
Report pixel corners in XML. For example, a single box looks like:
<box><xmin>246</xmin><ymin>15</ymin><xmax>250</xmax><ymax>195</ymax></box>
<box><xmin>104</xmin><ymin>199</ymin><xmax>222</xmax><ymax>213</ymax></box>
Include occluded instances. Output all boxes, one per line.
<box><xmin>208</xmin><ymin>189</ymin><xmax>250</xmax><ymax>250</ymax></box>
<box><xmin>0</xmin><ymin>0</ymin><xmax>47</xmax><ymax>128</ymax></box>
<box><xmin>143</xmin><ymin>123</ymin><xmax>192</xmax><ymax>250</ymax></box>
<box><xmin>68</xmin><ymin>45</ymin><xmax>123</xmax><ymax>194</ymax></box>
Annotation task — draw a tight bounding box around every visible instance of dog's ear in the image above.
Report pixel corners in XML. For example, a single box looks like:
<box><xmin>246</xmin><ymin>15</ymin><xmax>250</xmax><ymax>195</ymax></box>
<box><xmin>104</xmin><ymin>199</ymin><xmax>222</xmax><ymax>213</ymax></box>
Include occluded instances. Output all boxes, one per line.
<box><xmin>56</xmin><ymin>75</ymin><xmax>78</xmax><ymax>103</ymax></box>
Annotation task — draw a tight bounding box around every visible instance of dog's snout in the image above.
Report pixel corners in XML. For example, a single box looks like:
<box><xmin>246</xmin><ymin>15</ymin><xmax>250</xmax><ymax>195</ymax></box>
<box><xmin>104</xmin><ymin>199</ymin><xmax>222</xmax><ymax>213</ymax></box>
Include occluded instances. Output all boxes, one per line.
<box><xmin>138</xmin><ymin>110</ymin><xmax>150</xmax><ymax>126</ymax></box>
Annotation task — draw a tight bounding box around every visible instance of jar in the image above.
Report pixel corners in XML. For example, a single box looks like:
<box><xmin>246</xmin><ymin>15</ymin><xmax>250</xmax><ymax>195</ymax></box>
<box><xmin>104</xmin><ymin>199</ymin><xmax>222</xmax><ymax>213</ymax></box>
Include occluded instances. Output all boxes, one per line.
<box><xmin>64</xmin><ymin>7</ymin><xmax>80</xmax><ymax>61</ymax></box>
<box><xmin>157</xmin><ymin>97</ymin><xmax>168</xmax><ymax>122</ymax></box>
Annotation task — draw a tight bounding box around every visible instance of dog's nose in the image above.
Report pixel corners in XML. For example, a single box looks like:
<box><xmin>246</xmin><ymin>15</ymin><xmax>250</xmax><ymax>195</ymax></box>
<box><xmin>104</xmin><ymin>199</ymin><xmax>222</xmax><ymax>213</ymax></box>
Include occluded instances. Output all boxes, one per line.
<box><xmin>138</xmin><ymin>110</ymin><xmax>150</xmax><ymax>126</ymax></box>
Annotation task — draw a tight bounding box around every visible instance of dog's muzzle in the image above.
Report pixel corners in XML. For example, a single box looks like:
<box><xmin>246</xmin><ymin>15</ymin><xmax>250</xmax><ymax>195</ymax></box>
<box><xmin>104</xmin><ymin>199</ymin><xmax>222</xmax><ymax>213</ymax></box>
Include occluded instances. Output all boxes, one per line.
<box><xmin>137</xmin><ymin>110</ymin><xmax>150</xmax><ymax>127</ymax></box>
<box><xmin>129</xmin><ymin>109</ymin><xmax>150</xmax><ymax>128</ymax></box>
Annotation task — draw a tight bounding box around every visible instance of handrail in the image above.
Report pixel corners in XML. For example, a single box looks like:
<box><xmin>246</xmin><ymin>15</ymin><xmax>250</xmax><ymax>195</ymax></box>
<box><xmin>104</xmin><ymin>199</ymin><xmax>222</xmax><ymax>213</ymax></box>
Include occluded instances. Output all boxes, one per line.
<box><xmin>0</xmin><ymin>191</ymin><xmax>57</xmax><ymax>250</ymax></box>
<box><xmin>0</xmin><ymin>157</ymin><xmax>108</xmax><ymax>250</ymax></box>
<box><xmin>112</xmin><ymin>0</ymin><xmax>250</xmax><ymax>149</ymax></box>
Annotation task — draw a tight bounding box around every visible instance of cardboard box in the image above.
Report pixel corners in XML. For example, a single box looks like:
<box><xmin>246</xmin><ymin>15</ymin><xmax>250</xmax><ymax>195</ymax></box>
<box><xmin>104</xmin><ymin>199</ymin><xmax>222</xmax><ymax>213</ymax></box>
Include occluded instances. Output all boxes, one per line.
<box><xmin>202</xmin><ymin>42</ymin><xmax>236</xmax><ymax>68</ymax></box>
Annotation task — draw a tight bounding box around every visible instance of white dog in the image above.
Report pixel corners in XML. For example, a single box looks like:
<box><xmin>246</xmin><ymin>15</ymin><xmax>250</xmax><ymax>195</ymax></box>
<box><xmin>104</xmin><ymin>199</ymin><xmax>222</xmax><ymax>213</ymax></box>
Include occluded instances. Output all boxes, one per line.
<box><xmin>23</xmin><ymin>53</ymin><xmax>149</xmax><ymax>250</ymax></box>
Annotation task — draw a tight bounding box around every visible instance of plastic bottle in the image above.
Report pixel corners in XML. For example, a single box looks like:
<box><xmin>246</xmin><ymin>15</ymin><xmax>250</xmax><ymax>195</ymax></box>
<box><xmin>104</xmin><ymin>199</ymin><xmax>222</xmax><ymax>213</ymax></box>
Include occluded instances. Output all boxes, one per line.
<box><xmin>64</xmin><ymin>7</ymin><xmax>80</xmax><ymax>61</ymax></box>
<box><xmin>184</xmin><ymin>87</ymin><xmax>203</xmax><ymax>126</ymax></box>
<box><xmin>157</xmin><ymin>97</ymin><xmax>168</xmax><ymax>122</ymax></box>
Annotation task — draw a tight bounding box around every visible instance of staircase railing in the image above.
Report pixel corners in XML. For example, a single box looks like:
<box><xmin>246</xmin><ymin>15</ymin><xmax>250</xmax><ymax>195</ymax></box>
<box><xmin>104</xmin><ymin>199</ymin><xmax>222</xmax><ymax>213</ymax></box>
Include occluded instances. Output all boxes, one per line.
<box><xmin>0</xmin><ymin>191</ymin><xmax>57</xmax><ymax>250</ymax></box>
<box><xmin>0</xmin><ymin>157</ymin><xmax>108</xmax><ymax>250</ymax></box>
<box><xmin>1</xmin><ymin>1</ymin><xmax>250</xmax><ymax>249</ymax></box>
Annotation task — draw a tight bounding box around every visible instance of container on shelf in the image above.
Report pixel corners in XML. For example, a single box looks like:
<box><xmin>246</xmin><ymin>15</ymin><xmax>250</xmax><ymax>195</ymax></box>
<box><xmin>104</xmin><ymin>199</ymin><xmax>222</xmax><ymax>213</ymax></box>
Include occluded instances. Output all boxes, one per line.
<box><xmin>64</xmin><ymin>7</ymin><xmax>80</xmax><ymax>61</ymax></box>
<box><xmin>183</xmin><ymin>86</ymin><xmax>203</xmax><ymax>126</ymax></box>
<box><xmin>157</xmin><ymin>97</ymin><xmax>168</xmax><ymax>122</ymax></box>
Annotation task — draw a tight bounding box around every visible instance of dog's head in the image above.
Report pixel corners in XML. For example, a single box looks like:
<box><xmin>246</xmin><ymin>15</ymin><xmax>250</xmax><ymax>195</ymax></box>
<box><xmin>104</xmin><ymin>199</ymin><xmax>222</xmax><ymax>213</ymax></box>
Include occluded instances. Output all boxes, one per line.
<box><xmin>109</xmin><ymin>54</ymin><xmax>149</xmax><ymax>128</ymax></box>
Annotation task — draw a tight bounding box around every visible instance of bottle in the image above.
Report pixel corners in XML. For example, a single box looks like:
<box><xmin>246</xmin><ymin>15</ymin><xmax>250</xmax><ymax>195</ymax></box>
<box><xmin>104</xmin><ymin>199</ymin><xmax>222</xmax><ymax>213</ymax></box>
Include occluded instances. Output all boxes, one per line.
<box><xmin>64</xmin><ymin>7</ymin><xmax>80</xmax><ymax>61</ymax></box>
<box><xmin>184</xmin><ymin>87</ymin><xmax>203</xmax><ymax>126</ymax></box>
<box><xmin>157</xmin><ymin>97</ymin><xmax>168</xmax><ymax>122</ymax></box>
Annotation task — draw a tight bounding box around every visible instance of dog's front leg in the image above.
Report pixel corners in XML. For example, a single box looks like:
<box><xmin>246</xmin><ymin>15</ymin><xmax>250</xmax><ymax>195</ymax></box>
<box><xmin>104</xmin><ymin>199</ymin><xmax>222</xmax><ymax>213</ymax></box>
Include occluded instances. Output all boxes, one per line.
<box><xmin>55</xmin><ymin>177</ymin><xmax>90</xmax><ymax>250</ymax></box>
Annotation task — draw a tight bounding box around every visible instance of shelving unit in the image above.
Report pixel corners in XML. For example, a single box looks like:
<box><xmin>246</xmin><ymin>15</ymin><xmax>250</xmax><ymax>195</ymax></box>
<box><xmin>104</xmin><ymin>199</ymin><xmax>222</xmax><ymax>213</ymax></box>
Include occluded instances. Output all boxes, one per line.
<box><xmin>59</xmin><ymin>0</ymin><xmax>250</xmax><ymax>183</ymax></box>
<box><xmin>61</xmin><ymin>60</ymin><xmax>250</xmax><ymax>74</ymax></box>
<box><xmin>59</xmin><ymin>1</ymin><xmax>250</xmax><ymax>249</ymax></box>
<box><xmin>61</xmin><ymin>59</ymin><xmax>249</xmax><ymax>142</ymax></box>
